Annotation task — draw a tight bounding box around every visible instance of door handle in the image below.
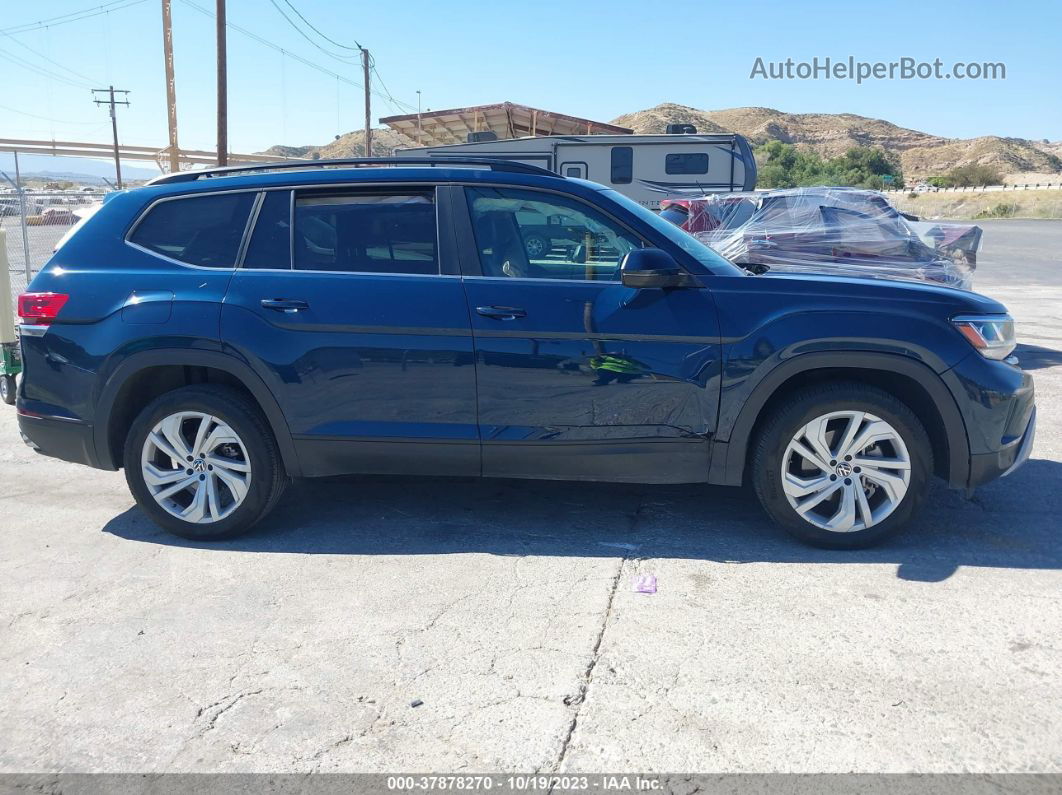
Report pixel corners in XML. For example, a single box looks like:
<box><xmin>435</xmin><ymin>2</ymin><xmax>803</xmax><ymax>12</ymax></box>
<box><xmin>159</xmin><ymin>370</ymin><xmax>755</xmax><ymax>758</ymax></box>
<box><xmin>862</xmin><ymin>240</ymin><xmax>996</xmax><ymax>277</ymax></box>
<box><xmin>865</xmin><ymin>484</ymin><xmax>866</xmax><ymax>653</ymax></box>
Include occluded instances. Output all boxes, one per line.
<box><xmin>260</xmin><ymin>298</ymin><xmax>309</xmax><ymax>313</ymax></box>
<box><xmin>476</xmin><ymin>305</ymin><xmax>526</xmax><ymax>320</ymax></box>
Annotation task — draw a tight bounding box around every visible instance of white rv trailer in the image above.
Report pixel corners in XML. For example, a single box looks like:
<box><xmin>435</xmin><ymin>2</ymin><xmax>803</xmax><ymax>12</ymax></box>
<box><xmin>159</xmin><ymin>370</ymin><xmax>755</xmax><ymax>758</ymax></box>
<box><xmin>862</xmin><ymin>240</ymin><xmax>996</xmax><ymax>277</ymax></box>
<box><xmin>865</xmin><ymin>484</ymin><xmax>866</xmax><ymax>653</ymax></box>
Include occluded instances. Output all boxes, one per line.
<box><xmin>394</xmin><ymin>133</ymin><xmax>757</xmax><ymax>209</ymax></box>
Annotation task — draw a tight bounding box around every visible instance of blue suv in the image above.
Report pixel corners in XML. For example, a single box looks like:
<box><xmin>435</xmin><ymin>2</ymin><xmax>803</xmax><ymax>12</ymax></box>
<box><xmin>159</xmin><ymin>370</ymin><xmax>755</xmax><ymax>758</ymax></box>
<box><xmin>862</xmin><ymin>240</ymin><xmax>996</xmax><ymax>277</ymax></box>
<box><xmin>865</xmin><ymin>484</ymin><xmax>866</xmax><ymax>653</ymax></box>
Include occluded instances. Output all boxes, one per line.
<box><xmin>15</xmin><ymin>158</ymin><xmax>1036</xmax><ymax>548</ymax></box>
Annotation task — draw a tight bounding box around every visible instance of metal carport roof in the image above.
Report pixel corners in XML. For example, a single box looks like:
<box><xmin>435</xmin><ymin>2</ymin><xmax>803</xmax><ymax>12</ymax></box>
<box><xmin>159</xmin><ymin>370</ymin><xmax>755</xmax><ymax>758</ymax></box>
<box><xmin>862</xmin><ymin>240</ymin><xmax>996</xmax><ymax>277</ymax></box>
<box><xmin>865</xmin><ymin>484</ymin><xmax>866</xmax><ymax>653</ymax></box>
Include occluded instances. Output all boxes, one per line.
<box><xmin>380</xmin><ymin>101</ymin><xmax>632</xmax><ymax>147</ymax></box>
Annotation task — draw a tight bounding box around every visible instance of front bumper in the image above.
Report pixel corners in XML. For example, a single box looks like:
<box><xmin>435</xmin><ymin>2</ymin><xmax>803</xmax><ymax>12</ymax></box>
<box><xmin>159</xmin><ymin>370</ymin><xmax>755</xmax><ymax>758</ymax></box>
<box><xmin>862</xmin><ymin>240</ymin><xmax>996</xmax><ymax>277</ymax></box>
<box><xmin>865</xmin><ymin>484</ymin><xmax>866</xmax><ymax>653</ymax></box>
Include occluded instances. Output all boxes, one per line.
<box><xmin>968</xmin><ymin>406</ymin><xmax>1036</xmax><ymax>487</ymax></box>
<box><xmin>941</xmin><ymin>349</ymin><xmax>1036</xmax><ymax>489</ymax></box>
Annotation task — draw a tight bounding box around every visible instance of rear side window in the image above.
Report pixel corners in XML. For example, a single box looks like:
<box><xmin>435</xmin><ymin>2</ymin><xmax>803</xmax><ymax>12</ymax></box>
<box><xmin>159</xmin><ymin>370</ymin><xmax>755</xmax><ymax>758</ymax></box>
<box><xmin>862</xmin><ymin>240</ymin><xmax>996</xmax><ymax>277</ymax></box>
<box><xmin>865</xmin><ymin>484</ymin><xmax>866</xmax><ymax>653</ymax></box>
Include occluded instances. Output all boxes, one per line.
<box><xmin>293</xmin><ymin>191</ymin><xmax>437</xmax><ymax>274</ymax></box>
<box><xmin>130</xmin><ymin>192</ymin><xmax>255</xmax><ymax>268</ymax></box>
<box><xmin>610</xmin><ymin>147</ymin><xmax>633</xmax><ymax>184</ymax></box>
<box><xmin>243</xmin><ymin>191</ymin><xmax>292</xmax><ymax>269</ymax></box>
<box><xmin>665</xmin><ymin>153</ymin><xmax>709</xmax><ymax>175</ymax></box>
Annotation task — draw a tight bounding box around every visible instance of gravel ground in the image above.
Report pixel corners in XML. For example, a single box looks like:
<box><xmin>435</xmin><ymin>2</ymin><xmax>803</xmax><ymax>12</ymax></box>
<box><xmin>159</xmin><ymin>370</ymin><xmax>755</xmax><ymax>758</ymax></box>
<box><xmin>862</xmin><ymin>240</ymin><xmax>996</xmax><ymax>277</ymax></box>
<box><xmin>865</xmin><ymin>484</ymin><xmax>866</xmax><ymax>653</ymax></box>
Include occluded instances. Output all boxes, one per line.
<box><xmin>0</xmin><ymin>220</ymin><xmax>1059</xmax><ymax>773</ymax></box>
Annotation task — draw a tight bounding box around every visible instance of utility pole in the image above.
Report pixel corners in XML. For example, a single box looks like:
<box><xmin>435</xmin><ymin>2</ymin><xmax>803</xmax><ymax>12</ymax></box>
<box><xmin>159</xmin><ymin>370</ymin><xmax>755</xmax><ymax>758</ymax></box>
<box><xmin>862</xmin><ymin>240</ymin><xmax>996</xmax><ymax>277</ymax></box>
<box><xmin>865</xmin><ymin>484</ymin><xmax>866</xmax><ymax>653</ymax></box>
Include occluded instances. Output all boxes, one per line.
<box><xmin>216</xmin><ymin>0</ymin><xmax>228</xmax><ymax>166</ymax></box>
<box><xmin>161</xmin><ymin>0</ymin><xmax>180</xmax><ymax>172</ymax></box>
<box><xmin>416</xmin><ymin>89</ymin><xmax>422</xmax><ymax>146</ymax></box>
<box><xmin>361</xmin><ymin>47</ymin><xmax>372</xmax><ymax>156</ymax></box>
<box><xmin>93</xmin><ymin>86</ymin><xmax>130</xmax><ymax>189</ymax></box>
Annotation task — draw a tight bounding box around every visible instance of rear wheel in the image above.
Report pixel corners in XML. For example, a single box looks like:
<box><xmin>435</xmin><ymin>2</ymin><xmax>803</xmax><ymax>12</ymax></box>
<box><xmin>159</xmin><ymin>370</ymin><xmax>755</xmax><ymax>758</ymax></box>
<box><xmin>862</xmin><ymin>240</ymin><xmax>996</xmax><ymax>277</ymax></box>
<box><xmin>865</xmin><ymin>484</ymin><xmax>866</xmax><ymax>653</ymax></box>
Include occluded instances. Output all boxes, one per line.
<box><xmin>751</xmin><ymin>383</ymin><xmax>932</xmax><ymax>549</ymax></box>
<box><xmin>123</xmin><ymin>385</ymin><xmax>286</xmax><ymax>540</ymax></box>
<box><xmin>0</xmin><ymin>374</ymin><xmax>15</xmax><ymax>405</ymax></box>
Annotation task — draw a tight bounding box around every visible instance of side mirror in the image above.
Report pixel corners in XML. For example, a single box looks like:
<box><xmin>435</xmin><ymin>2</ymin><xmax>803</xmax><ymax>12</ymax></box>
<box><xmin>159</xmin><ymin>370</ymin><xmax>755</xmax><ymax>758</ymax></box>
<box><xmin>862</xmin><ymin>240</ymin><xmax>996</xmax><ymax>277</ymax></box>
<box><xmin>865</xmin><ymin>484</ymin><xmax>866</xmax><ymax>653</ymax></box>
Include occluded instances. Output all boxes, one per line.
<box><xmin>620</xmin><ymin>248</ymin><xmax>701</xmax><ymax>289</ymax></box>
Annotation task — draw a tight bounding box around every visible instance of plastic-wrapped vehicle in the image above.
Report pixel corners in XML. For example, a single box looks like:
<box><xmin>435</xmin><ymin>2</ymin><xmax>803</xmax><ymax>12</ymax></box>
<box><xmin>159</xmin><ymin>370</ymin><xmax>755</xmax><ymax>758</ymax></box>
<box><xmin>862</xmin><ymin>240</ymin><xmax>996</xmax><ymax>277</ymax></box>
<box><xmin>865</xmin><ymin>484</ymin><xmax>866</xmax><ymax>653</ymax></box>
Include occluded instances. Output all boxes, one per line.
<box><xmin>660</xmin><ymin>187</ymin><xmax>978</xmax><ymax>289</ymax></box>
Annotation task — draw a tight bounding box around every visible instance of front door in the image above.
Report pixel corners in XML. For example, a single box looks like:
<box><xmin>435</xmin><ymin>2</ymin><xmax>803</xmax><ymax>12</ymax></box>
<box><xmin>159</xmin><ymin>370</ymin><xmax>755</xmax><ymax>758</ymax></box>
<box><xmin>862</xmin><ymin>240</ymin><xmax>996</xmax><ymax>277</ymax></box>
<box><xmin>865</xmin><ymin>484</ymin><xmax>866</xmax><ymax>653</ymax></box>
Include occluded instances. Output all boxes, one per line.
<box><xmin>221</xmin><ymin>186</ymin><xmax>478</xmax><ymax>477</ymax></box>
<box><xmin>456</xmin><ymin>185</ymin><xmax>722</xmax><ymax>483</ymax></box>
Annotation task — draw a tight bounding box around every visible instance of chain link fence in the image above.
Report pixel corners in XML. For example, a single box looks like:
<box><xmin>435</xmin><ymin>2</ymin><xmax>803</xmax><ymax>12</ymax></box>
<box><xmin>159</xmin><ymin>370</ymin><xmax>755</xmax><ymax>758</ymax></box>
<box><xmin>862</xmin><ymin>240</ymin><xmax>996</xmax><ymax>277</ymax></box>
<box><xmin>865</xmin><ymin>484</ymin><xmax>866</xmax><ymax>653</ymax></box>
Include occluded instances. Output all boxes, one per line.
<box><xmin>1</xmin><ymin>190</ymin><xmax>107</xmax><ymax>307</ymax></box>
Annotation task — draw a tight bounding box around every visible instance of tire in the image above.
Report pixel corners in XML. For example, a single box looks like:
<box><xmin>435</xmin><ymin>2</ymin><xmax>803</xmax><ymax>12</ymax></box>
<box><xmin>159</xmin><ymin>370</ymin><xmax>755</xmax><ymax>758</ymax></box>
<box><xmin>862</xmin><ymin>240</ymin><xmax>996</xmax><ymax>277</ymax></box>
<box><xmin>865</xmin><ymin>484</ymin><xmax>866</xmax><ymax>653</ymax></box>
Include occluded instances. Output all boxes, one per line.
<box><xmin>123</xmin><ymin>385</ymin><xmax>287</xmax><ymax>540</ymax></box>
<box><xmin>751</xmin><ymin>382</ymin><xmax>932</xmax><ymax>549</ymax></box>
<box><xmin>523</xmin><ymin>234</ymin><xmax>551</xmax><ymax>259</ymax></box>
<box><xmin>0</xmin><ymin>374</ymin><xmax>15</xmax><ymax>406</ymax></box>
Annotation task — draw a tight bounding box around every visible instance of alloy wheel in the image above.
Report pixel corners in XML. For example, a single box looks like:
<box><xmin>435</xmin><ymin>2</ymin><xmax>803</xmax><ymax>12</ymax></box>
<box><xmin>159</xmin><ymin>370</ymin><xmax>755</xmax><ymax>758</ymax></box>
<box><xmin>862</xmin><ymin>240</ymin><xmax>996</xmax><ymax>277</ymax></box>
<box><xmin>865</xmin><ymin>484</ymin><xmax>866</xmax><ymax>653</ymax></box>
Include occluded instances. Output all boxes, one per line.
<box><xmin>140</xmin><ymin>411</ymin><xmax>252</xmax><ymax>524</ymax></box>
<box><xmin>524</xmin><ymin>236</ymin><xmax>549</xmax><ymax>258</ymax></box>
<box><xmin>780</xmin><ymin>410</ymin><xmax>911</xmax><ymax>533</ymax></box>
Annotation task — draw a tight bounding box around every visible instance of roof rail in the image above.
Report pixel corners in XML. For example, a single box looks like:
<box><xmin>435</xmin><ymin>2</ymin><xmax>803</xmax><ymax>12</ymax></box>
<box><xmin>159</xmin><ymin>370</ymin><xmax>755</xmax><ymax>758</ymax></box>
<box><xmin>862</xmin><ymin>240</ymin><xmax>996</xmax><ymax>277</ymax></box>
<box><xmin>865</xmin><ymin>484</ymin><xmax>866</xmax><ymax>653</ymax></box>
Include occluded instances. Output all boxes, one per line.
<box><xmin>147</xmin><ymin>156</ymin><xmax>557</xmax><ymax>185</ymax></box>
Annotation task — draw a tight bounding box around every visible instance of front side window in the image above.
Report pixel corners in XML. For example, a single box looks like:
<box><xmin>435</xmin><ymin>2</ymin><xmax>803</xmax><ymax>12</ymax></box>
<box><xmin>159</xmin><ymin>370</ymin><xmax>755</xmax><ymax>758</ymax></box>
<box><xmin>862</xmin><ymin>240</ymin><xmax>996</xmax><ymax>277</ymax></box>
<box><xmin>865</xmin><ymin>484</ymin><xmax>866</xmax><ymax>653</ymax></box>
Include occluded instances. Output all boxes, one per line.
<box><xmin>130</xmin><ymin>192</ymin><xmax>255</xmax><ymax>268</ymax></box>
<box><xmin>293</xmin><ymin>190</ymin><xmax>437</xmax><ymax>274</ymax></box>
<box><xmin>610</xmin><ymin>146</ymin><xmax>633</xmax><ymax>184</ymax></box>
<box><xmin>465</xmin><ymin>186</ymin><xmax>641</xmax><ymax>282</ymax></box>
<box><xmin>665</xmin><ymin>152</ymin><xmax>709</xmax><ymax>175</ymax></box>
<box><xmin>600</xmin><ymin>189</ymin><xmax>741</xmax><ymax>274</ymax></box>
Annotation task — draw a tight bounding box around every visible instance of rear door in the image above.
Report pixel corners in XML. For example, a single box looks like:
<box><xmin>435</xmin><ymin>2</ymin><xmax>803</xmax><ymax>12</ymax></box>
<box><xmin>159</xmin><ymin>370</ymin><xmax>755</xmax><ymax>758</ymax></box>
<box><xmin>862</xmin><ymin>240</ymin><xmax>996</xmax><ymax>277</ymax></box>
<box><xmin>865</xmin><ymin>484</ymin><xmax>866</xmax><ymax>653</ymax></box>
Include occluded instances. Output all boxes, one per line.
<box><xmin>454</xmin><ymin>184</ymin><xmax>722</xmax><ymax>483</ymax></box>
<box><xmin>220</xmin><ymin>184</ymin><xmax>479</xmax><ymax>477</ymax></box>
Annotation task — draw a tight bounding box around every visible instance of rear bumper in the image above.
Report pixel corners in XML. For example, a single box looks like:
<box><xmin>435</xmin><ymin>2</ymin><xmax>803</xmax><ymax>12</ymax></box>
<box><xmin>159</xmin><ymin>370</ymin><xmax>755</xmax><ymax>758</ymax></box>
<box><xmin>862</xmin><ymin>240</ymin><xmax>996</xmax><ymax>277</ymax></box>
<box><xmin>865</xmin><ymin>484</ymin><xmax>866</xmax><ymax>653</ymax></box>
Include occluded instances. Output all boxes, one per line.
<box><xmin>16</xmin><ymin>410</ymin><xmax>103</xmax><ymax>469</ymax></box>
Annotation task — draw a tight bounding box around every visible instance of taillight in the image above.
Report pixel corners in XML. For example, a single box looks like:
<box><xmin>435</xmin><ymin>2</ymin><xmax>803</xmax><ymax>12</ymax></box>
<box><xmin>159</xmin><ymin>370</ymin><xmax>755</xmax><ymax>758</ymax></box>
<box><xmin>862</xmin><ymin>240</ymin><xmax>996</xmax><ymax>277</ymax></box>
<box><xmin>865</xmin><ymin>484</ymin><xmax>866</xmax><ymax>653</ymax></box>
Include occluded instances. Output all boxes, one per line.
<box><xmin>17</xmin><ymin>292</ymin><xmax>69</xmax><ymax>325</ymax></box>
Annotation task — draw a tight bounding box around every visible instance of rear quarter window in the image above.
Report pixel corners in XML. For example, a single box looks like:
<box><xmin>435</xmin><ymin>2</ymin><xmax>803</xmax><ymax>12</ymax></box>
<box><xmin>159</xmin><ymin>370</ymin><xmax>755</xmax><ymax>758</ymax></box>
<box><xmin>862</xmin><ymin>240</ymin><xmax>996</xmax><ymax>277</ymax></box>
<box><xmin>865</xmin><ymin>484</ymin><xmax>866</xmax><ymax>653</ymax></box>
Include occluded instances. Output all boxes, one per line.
<box><xmin>129</xmin><ymin>192</ymin><xmax>255</xmax><ymax>268</ymax></box>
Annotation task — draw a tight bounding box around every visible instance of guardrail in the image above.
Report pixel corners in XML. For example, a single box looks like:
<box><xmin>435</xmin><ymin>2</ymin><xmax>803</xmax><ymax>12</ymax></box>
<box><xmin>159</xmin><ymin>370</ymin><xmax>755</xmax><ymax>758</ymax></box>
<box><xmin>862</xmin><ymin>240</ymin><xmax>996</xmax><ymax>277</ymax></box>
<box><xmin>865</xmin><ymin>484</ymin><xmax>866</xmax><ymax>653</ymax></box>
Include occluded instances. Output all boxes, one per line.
<box><xmin>884</xmin><ymin>183</ymin><xmax>1062</xmax><ymax>194</ymax></box>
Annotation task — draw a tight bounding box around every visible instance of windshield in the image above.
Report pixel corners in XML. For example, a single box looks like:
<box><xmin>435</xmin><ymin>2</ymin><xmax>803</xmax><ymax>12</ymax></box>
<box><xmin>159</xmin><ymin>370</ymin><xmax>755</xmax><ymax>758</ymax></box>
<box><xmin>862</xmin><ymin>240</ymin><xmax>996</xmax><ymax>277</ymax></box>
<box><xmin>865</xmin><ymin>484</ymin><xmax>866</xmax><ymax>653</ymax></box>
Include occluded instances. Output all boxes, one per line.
<box><xmin>599</xmin><ymin>189</ymin><xmax>743</xmax><ymax>274</ymax></box>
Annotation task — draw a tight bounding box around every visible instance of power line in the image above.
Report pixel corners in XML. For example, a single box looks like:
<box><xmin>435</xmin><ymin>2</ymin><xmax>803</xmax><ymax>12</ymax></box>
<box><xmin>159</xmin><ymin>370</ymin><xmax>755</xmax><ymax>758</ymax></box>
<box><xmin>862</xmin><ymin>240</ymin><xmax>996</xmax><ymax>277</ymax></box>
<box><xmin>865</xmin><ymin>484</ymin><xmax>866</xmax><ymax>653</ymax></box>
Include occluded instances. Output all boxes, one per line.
<box><xmin>371</xmin><ymin>65</ymin><xmax>417</xmax><ymax>113</ymax></box>
<box><xmin>280</xmin><ymin>0</ymin><xmax>361</xmax><ymax>51</ymax></box>
<box><xmin>178</xmin><ymin>0</ymin><xmax>364</xmax><ymax>90</ymax></box>
<box><xmin>0</xmin><ymin>46</ymin><xmax>95</xmax><ymax>90</ymax></box>
<box><xmin>270</xmin><ymin>0</ymin><xmax>418</xmax><ymax>116</ymax></box>
<box><xmin>0</xmin><ymin>102</ymin><xmax>104</xmax><ymax>125</ymax></box>
<box><xmin>0</xmin><ymin>31</ymin><xmax>102</xmax><ymax>87</ymax></box>
<box><xmin>0</xmin><ymin>0</ymin><xmax>147</xmax><ymax>36</ymax></box>
<box><xmin>268</xmin><ymin>0</ymin><xmax>360</xmax><ymax>63</ymax></box>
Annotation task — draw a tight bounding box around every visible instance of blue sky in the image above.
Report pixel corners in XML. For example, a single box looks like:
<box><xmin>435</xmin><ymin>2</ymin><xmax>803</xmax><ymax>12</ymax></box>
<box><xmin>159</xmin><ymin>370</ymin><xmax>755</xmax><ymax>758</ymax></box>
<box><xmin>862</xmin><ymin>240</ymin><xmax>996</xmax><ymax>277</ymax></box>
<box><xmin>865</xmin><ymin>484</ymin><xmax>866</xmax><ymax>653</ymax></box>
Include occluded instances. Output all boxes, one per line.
<box><xmin>1</xmin><ymin>0</ymin><xmax>1059</xmax><ymax>160</ymax></box>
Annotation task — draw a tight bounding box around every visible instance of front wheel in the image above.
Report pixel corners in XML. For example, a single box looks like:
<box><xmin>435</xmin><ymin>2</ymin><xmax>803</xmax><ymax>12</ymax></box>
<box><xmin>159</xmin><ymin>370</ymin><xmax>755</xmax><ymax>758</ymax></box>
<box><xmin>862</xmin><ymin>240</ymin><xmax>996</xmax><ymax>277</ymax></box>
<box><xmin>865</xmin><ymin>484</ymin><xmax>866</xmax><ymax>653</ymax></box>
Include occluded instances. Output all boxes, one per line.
<box><xmin>523</xmin><ymin>234</ymin><xmax>551</xmax><ymax>259</ymax></box>
<box><xmin>751</xmin><ymin>383</ymin><xmax>932</xmax><ymax>549</ymax></box>
<box><xmin>123</xmin><ymin>385</ymin><xmax>287</xmax><ymax>540</ymax></box>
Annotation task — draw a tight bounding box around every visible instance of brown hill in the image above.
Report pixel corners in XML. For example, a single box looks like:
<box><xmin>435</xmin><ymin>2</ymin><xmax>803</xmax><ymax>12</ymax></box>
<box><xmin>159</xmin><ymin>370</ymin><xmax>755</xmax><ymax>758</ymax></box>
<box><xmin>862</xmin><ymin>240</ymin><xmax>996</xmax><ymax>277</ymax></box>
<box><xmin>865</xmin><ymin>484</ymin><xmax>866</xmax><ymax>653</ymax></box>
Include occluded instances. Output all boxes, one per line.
<box><xmin>613</xmin><ymin>104</ymin><xmax>1061</xmax><ymax>179</ymax></box>
<box><xmin>262</xmin><ymin>127</ymin><xmax>413</xmax><ymax>159</ymax></box>
<box><xmin>610</xmin><ymin>103</ymin><xmax>732</xmax><ymax>136</ymax></box>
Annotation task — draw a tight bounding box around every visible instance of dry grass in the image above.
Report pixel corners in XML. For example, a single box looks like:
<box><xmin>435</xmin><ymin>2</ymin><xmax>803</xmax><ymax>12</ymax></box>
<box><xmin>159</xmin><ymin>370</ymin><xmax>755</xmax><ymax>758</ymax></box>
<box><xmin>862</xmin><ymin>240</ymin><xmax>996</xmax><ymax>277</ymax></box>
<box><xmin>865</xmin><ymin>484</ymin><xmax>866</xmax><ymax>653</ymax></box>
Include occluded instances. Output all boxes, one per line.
<box><xmin>892</xmin><ymin>189</ymin><xmax>1062</xmax><ymax>220</ymax></box>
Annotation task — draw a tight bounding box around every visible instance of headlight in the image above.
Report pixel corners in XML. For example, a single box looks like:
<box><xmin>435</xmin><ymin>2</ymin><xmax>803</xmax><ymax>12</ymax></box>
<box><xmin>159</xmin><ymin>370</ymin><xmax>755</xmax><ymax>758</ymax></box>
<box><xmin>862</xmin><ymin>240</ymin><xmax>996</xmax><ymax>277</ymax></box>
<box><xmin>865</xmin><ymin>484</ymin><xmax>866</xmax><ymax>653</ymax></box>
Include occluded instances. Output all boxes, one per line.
<box><xmin>952</xmin><ymin>314</ymin><xmax>1016</xmax><ymax>360</ymax></box>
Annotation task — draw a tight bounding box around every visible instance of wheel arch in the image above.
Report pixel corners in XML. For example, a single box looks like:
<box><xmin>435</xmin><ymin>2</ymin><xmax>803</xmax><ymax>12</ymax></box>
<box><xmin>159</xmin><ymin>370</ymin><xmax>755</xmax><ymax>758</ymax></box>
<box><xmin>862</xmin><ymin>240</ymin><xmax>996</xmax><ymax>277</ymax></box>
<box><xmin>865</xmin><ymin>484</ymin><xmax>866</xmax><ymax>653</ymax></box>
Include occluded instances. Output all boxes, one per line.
<box><xmin>92</xmin><ymin>349</ymin><xmax>302</xmax><ymax>476</ymax></box>
<box><xmin>709</xmin><ymin>351</ymin><xmax>970</xmax><ymax>489</ymax></box>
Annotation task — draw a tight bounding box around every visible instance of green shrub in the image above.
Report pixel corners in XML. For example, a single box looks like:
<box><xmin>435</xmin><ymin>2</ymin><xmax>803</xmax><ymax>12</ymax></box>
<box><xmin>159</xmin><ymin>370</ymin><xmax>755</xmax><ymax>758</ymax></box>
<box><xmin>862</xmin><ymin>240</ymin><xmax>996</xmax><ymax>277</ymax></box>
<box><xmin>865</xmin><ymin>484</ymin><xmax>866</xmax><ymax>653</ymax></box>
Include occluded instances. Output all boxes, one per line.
<box><xmin>937</xmin><ymin>164</ymin><xmax>1004</xmax><ymax>188</ymax></box>
<box><xmin>974</xmin><ymin>202</ymin><xmax>1019</xmax><ymax>218</ymax></box>
<box><xmin>755</xmin><ymin>142</ymin><xmax>904</xmax><ymax>190</ymax></box>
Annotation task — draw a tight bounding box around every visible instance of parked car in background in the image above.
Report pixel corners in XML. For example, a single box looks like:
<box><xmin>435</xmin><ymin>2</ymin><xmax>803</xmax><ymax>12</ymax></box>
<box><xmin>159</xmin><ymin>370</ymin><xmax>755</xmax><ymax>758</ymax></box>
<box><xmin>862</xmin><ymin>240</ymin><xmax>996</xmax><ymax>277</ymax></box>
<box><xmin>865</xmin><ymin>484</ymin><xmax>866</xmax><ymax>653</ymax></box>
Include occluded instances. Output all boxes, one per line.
<box><xmin>26</xmin><ymin>207</ymin><xmax>77</xmax><ymax>226</ymax></box>
<box><xmin>16</xmin><ymin>158</ymin><xmax>1033</xmax><ymax>550</ymax></box>
<box><xmin>660</xmin><ymin>187</ymin><xmax>976</xmax><ymax>289</ymax></box>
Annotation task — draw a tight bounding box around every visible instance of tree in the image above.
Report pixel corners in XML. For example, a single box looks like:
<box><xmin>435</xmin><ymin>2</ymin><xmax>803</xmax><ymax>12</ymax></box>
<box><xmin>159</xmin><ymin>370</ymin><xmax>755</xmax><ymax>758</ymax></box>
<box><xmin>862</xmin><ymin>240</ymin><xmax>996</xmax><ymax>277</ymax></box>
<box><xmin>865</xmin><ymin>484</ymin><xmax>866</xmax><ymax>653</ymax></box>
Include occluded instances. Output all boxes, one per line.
<box><xmin>937</xmin><ymin>164</ymin><xmax>1003</xmax><ymax>187</ymax></box>
<box><xmin>755</xmin><ymin>142</ymin><xmax>904</xmax><ymax>190</ymax></box>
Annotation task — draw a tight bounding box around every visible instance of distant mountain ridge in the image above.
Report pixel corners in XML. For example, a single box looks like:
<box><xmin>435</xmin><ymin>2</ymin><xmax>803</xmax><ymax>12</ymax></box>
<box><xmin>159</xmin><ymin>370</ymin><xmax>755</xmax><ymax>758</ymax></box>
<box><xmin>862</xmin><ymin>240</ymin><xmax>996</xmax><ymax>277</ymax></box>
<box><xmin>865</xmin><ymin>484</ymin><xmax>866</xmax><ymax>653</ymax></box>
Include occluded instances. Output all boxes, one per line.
<box><xmin>612</xmin><ymin>104</ymin><xmax>1062</xmax><ymax>179</ymax></box>
<box><xmin>263</xmin><ymin>104</ymin><xmax>1062</xmax><ymax>181</ymax></box>
<box><xmin>0</xmin><ymin>153</ymin><xmax>159</xmax><ymax>183</ymax></box>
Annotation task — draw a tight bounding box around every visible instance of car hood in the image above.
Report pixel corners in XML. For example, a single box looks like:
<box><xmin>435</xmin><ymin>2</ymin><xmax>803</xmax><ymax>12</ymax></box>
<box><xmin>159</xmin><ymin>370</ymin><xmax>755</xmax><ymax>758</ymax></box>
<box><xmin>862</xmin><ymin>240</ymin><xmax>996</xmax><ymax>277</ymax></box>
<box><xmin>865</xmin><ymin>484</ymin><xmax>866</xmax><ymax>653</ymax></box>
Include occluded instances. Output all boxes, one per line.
<box><xmin>759</xmin><ymin>270</ymin><xmax>1007</xmax><ymax>315</ymax></box>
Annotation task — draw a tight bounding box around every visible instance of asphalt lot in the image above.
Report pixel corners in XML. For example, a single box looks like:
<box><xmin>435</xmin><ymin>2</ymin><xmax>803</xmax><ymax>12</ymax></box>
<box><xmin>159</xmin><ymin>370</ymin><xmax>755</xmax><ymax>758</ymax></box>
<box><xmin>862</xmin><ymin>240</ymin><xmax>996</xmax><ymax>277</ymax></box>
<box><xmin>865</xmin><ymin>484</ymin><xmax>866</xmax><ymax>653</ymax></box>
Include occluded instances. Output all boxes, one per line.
<box><xmin>0</xmin><ymin>219</ymin><xmax>1060</xmax><ymax>773</ymax></box>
